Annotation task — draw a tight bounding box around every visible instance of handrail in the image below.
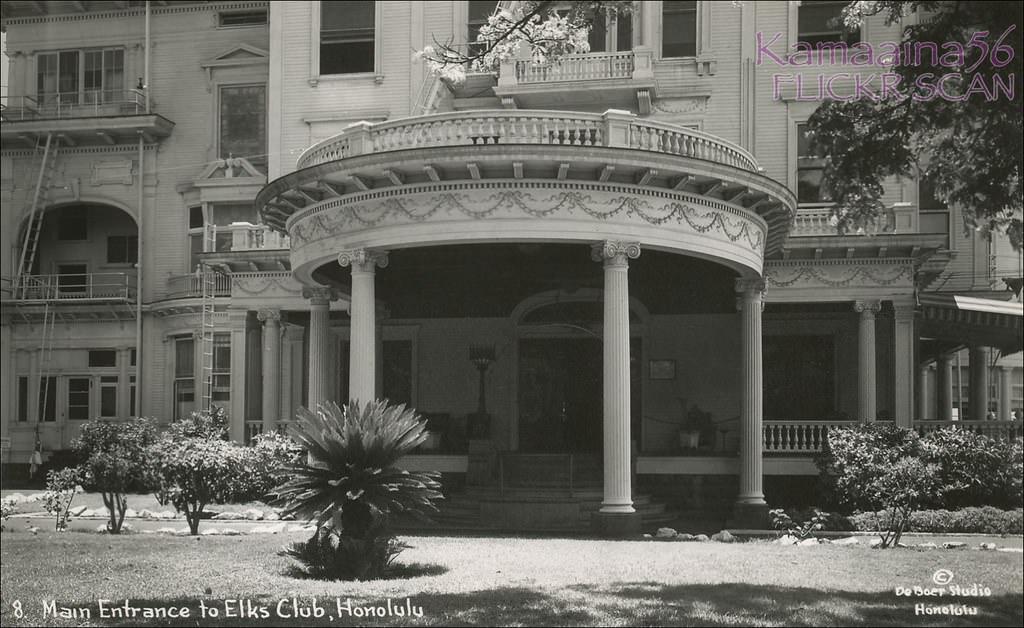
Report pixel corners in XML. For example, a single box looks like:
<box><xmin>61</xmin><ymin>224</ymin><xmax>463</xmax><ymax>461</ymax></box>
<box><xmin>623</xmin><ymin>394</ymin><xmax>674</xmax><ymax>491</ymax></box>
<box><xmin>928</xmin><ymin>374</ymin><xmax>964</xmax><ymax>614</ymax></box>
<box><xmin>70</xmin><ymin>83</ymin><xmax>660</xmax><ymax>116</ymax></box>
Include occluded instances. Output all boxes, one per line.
<box><xmin>165</xmin><ymin>273</ymin><xmax>232</xmax><ymax>299</ymax></box>
<box><xmin>515</xmin><ymin>50</ymin><xmax>635</xmax><ymax>83</ymax></box>
<box><xmin>295</xmin><ymin>109</ymin><xmax>761</xmax><ymax>173</ymax></box>
<box><xmin>7</xmin><ymin>272</ymin><xmax>135</xmax><ymax>302</ymax></box>
<box><xmin>913</xmin><ymin>419</ymin><xmax>1022</xmax><ymax>440</ymax></box>
<box><xmin>0</xmin><ymin>89</ymin><xmax>147</xmax><ymax>121</ymax></box>
<box><xmin>762</xmin><ymin>419</ymin><xmax>855</xmax><ymax>452</ymax></box>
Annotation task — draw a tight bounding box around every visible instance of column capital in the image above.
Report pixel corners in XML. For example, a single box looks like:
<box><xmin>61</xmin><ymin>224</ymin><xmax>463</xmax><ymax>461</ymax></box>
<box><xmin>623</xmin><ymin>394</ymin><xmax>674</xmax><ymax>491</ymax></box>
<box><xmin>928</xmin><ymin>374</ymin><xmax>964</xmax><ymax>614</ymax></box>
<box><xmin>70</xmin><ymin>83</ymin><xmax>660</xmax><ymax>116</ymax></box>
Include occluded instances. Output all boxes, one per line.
<box><xmin>302</xmin><ymin>286</ymin><xmax>337</xmax><ymax>305</ymax></box>
<box><xmin>591</xmin><ymin>241</ymin><xmax>640</xmax><ymax>267</ymax></box>
<box><xmin>854</xmin><ymin>300</ymin><xmax>882</xmax><ymax>315</ymax></box>
<box><xmin>734</xmin><ymin>278</ymin><xmax>765</xmax><ymax>312</ymax></box>
<box><xmin>338</xmin><ymin>249</ymin><xmax>389</xmax><ymax>272</ymax></box>
<box><xmin>257</xmin><ymin>309</ymin><xmax>282</xmax><ymax>323</ymax></box>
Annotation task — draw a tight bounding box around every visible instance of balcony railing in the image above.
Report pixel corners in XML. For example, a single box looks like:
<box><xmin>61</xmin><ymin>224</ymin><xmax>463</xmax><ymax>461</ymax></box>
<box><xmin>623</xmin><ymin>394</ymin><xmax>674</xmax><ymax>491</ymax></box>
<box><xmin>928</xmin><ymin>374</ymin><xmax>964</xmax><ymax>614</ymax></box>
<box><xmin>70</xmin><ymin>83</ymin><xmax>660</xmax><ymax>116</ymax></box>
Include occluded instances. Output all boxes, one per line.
<box><xmin>6</xmin><ymin>273</ymin><xmax>135</xmax><ymax>302</ymax></box>
<box><xmin>913</xmin><ymin>420</ymin><xmax>1022</xmax><ymax>441</ymax></box>
<box><xmin>763</xmin><ymin>420</ymin><xmax>854</xmax><ymax>453</ymax></box>
<box><xmin>1</xmin><ymin>90</ymin><xmax>147</xmax><ymax>121</ymax></box>
<box><xmin>226</xmin><ymin>222</ymin><xmax>290</xmax><ymax>252</ymax></box>
<box><xmin>297</xmin><ymin>110</ymin><xmax>760</xmax><ymax>173</ymax></box>
<box><xmin>165</xmin><ymin>273</ymin><xmax>232</xmax><ymax>299</ymax></box>
<box><xmin>790</xmin><ymin>202</ymin><xmax>917</xmax><ymax>237</ymax></box>
<box><xmin>514</xmin><ymin>50</ymin><xmax>635</xmax><ymax>83</ymax></box>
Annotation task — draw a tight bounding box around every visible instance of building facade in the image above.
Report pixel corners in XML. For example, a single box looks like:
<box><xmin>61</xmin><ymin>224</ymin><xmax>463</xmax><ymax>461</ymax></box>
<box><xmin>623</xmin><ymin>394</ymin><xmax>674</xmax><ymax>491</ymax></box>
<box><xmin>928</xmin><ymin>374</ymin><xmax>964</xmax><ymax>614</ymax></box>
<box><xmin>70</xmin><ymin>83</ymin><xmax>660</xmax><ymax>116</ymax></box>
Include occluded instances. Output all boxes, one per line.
<box><xmin>2</xmin><ymin>0</ymin><xmax>1021</xmax><ymax>530</ymax></box>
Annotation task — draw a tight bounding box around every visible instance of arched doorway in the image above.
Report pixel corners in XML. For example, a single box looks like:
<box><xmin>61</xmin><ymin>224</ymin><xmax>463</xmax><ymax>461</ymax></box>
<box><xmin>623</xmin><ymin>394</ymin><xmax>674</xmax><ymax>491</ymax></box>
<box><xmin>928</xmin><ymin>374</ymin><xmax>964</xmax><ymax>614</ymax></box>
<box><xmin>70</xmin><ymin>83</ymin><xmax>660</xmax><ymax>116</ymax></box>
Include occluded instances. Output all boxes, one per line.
<box><xmin>513</xmin><ymin>292</ymin><xmax>647</xmax><ymax>453</ymax></box>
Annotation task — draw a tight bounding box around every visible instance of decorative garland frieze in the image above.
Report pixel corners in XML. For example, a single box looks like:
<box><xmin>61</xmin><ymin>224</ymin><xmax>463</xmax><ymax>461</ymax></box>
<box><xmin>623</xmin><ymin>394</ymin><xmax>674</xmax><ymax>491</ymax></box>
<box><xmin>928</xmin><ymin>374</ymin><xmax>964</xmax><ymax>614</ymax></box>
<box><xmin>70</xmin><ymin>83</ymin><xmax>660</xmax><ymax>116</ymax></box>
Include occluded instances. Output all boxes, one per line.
<box><xmin>290</xmin><ymin>184</ymin><xmax>766</xmax><ymax>254</ymax></box>
<box><xmin>232</xmin><ymin>272</ymin><xmax>301</xmax><ymax>296</ymax></box>
<box><xmin>765</xmin><ymin>263</ymin><xmax>915</xmax><ymax>288</ymax></box>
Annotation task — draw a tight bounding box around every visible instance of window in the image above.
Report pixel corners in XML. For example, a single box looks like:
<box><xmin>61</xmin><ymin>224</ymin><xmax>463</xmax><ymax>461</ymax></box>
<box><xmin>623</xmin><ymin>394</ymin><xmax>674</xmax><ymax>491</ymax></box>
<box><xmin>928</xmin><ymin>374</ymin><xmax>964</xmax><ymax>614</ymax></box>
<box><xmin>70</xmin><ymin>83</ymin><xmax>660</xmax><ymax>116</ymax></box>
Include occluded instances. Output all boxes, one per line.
<box><xmin>39</xmin><ymin>376</ymin><xmax>57</xmax><ymax>422</ymax></box>
<box><xmin>662</xmin><ymin>1</ymin><xmax>697</xmax><ymax>58</ymax></box>
<box><xmin>382</xmin><ymin>340</ymin><xmax>413</xmax><ymax>407</ymax></box>
<box><xmin>18</xmin><ymin>377</ymin><xmax>28</xmax><ymax>422</ymax></box>
<box><xmin>57</xmin><ymin>264</ymin><xmax>88</xmax><ymax>294</ymax></box>
<box><xmin>129</xmin><ymin>375</ymin><xmax>137</xmax><ymax>417</ymax></box>
<box><xmin>588</xmin><ymin>6</ymin><xmax>632</xmax><ymax>53</ymax></box>
<box><xmin>467</xmin><ymin>1</ymin><xmax>498</xmax><ymax>57</ymax></box>
<box><xmin>37</xmin><ymin>47</ymin><xmax>124</xmax><ymax>106</ymax></box>
<box><xmin>219</xmin><ymin>84</ymin><xmax>266</xmax><ymax>169</ymax></box>
<box><xmin>174</xmin><ymin>336</ymin><xmax>195</xmax><ymax>421</ymax></box>
<box><xmin>88</xmin><ymin>350</ymin><xmax>117</xmax><ymax>367</ymax></box>
<box><xmin>107</xmin><ymin>235</ymin><xmax>138</xmax><ymax>264</ymax></box>
<box><xmin>57</xmin><ymin>207</ymin><xmax>88</xmax><ymax>240</ymax></box>
<box><xmin>798</xmin><ymin>0</ymin><xmax>860</xmax><ymax>46</ymax></box>
<box><xmin>219</xmin><ymin>10</ymin><xmax>267</xmax><ymax>27</ymax></box>
<box><xmin>797</xmin><ymin>123</ymin><xmax>831</xmax><ymax>204</ymax></box>
<box><xmin>764</xmin><ymin>335</ymin><xmax>836</xmax><ymax>419</ymax></box>
<box><xmin>68</xmin><ymin>377</ymin><xmax>91</xmax><ymax>420</ymax></box>
<box><xmin>100</xmin><ymin>376</ymin><xmax>118</xmax><ymax>418</ymax></box>
<box><xmin>189</xmin><ymin>203</ymin><xmax>259</xmax><ymax>268</ymax></box>
<box><xmin>211</xmin><ymin>333</ymin><xmax>231</xmax><ymax>404</ymax></box>
<box><xmin>320</xmin><ymin>1</ymin><xmax>375</xmax><ymax>74</ymax></box>
<box><xmin>919</xmin><ymin>173</ymin><xmax>951</xmax><ymax>241</ymax></box>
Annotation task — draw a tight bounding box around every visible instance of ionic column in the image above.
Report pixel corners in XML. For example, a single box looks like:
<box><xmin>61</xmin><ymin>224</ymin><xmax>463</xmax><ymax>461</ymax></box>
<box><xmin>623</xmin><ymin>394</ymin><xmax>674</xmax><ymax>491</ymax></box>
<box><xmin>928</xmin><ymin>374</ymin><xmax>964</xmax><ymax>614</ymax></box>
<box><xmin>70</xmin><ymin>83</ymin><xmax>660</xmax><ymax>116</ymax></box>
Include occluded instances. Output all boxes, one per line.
<box><xmin>735</xmin><ymin>278</ymin><xmax>767</xmax><ymax>513</ymax></box>
<box><xmin>969</xmin><ymin>345</ymin><xmax>990</xmax><ymax>421</ymax></box>
<box><xmin>303</xmin><ymin>287</ymin><xmax>336</xmax><ymax>412</ymax></box>
<box><xmin>338</xmin><ymin>249</ymin><xmax>389</xmax><ymax>405</ymax></box>
<box><xmin>258</xmin><ymin>309</ymin><xmax>282</xmax><ymax>433</ymax></box>
<box><xmin>937</xmin><ymin>354</ymin><xmax>954</xmax><ymax>421</ymax></box>
<box><xmin>893</xmin><ymin>301</ymin><xmax>915</xmax><ymax>427</ymax></box>
<box><xmin>227</xmin><ymin>308</ymin><xmax>249</xmax><ymax>443</ymax></box>
<box><xmin>999</xmin><ymin>366</ymin><xmax>1014</xmax><ymax>420</ymax></box>
<box><xmin>854</xmin><ymin>300</ymin><xmax>881</xmax><ymax>421</ymax></box>
<box><xmin>592</xmin><ymin>241</ymin><xmax>639</xmax><ymax>515</ymax></box>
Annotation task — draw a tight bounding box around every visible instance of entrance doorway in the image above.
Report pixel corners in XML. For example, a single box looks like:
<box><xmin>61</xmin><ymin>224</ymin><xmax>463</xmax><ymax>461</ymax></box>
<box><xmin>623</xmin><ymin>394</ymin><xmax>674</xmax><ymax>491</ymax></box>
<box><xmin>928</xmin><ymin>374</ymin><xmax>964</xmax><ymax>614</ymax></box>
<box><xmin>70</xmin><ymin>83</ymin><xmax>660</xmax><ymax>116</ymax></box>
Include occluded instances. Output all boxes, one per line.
<box><xmin>517</xmin><ymin>336</ymin><xmax>642</xmax><ymax>453</ymax></box>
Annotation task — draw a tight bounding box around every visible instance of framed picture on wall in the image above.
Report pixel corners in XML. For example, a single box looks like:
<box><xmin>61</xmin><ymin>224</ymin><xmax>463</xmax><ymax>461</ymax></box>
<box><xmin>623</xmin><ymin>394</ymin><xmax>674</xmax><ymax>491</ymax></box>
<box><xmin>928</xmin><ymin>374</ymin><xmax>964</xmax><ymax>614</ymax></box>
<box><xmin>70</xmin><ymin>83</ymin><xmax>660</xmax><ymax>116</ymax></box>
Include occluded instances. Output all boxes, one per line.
<box><xmin>649</xmin><ymin>359</ymin><xmax>676</xmax><ymax>380</ymax></box>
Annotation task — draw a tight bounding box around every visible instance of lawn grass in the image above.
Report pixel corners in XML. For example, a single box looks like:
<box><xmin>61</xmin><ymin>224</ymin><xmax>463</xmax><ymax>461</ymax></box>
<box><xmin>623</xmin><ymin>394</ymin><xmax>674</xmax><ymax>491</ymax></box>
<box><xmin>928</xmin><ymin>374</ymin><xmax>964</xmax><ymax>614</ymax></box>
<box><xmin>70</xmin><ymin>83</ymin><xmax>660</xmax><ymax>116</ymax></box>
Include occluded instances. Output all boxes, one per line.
<box><xmin>1</xmin><ymin>531</ymin><xmax>1021</xmax><ymax>627</ymax></box>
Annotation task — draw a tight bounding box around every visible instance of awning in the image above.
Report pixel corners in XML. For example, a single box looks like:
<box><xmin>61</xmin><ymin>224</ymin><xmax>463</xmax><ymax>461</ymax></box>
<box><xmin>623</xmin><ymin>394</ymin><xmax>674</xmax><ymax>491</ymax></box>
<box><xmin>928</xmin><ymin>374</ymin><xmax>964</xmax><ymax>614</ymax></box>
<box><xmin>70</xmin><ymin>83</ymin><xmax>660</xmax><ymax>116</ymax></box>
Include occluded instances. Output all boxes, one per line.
<box><xmin>919</xmin><ymin>294</ymin><xmax>1023</xmax><ymax>360</ymax></box>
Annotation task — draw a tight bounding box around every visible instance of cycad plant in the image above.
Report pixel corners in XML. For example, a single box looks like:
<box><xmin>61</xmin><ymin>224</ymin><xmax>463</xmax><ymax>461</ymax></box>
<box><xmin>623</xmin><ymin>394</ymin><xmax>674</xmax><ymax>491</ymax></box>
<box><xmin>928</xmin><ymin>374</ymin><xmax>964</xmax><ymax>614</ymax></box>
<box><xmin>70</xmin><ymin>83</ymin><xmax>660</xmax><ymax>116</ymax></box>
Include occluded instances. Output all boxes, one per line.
<box><xmin>271</xmin><ymin>399</ymin><xmax>443</xmax><ymax>580</ymax></box>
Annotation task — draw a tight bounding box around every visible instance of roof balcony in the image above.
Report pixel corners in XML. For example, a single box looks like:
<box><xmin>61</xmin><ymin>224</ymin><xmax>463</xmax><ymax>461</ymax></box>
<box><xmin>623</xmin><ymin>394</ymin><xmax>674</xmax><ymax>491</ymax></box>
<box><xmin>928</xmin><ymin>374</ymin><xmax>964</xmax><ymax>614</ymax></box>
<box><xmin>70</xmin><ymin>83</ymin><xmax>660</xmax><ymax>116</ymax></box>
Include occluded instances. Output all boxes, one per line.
<box><xmin>200</xmin><ymin>222</ymin><xmax>292</xmax><ymax>273</ymax></box>
<box><xmin>493</xmin><ymin>47</ymin><xmax>656</xmax><ymax>112</ymax></box>
<box><xmin>0</xmin><ymin>90</ymin><xmax>174</xmax><ymax>146</ymax></box>
<box><xmin>259</xmin><ymin>109</ymin><xmax>795</xmax><ymax>286</ymax></box>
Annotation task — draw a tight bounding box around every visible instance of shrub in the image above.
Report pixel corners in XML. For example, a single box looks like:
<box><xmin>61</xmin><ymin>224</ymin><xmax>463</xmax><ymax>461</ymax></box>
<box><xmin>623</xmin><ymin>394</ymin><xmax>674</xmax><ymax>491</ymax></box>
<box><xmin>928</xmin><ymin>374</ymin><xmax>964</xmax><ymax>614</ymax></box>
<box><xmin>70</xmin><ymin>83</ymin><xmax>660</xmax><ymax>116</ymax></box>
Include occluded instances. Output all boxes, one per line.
<box><xmin>43</xmin><ymin>467</ymin><xmax>82</xmax><ymax>532</ymax></box>
<box><xmin>148</xmin><ymin>436</ymin><xmax>249</xmax><ymax>535</ymax></box>
<box><xmin>919</xmin><ymin>430</ymin><xmax>1023</xmax><ymax>509</ymax></box>
<box><xmin>818</xmin><ymin>425</ymin><xmax>944</xmax><ymax>547</ymax></box>
<box><xmin>164</xmin><ymin>406</ymin><xmax>230</xmax><ymax>441</ymax></box>
<box><xmin>271</xmin><ymin>400</ymin><xmax>443</xmax><ymax>580</ymax></box>
<box><xmin>232</xmin><ymin>431</ymin><xmax>305</xmax><ymax>503</ymax></box>
<box><xmin>73</xmin><ymin>417</ymin><xmax>159</xmax><ymax>534</ymax></box>
<box><xmin>1</xmin><ymin>497</ymin><xmax>15</xmax><ymax>529</ymax></box>
<box><xmin>769</xmin><ymin>507</ymin><xmax>831</xmax><ymax>540</ymax></box>
<box><xmin>847</xmin><ymin>507</ymin><xmax>1023</xmax><ymax>535</ymax></box>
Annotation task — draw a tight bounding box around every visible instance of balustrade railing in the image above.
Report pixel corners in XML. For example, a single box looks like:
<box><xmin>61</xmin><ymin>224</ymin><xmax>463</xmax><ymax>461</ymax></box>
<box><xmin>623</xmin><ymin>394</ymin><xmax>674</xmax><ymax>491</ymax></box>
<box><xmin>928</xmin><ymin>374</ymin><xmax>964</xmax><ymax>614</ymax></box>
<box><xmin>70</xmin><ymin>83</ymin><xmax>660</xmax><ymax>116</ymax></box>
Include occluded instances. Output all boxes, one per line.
<box><xmin>296</xmin><ymin>110</ymin><xmax>760</xmax><ymax>174</ymax></box>
<box><xmin>1</xmin><ymin>89</ymin><xmax>147</xmax><ymax>121</ymax></box>
<box><xmin>7</xmin><ymin>272</ymin><xmax>135</xmax><ymax>302</ymax></box>
<box><xmin>165</xmin><ymin>272</ymin><xmax>232</xmax><ymax>299</ymax></box>
<box><xmin>913</xmin><ymin>420</ymin><xmax>1022</xmax><ymax>440</ymax></box>
<box><xmin>762</xmin><ymin>420</ymin><xmax>854</xmax><ymax>453</ymax></box>
<box><xmin>515</xmin><ymin>51</ymin><xmax>635</xmax><ymax>83</ymax></box>
<box><xmin>226</xmin><ymin>222</ymin><xmax>290</xmax><ymax>251</ymax></box>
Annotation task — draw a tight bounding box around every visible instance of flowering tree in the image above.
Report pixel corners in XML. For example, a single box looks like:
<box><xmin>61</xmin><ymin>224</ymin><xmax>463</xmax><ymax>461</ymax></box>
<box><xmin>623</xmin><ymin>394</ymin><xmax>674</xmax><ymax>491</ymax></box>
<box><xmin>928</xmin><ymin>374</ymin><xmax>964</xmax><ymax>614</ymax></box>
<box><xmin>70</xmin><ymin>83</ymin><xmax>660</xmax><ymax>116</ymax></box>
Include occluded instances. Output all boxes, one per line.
<box><xmin>417</xmin><ymin>1</ymin><xmax>634</xmax><ymax>85</ymax></box>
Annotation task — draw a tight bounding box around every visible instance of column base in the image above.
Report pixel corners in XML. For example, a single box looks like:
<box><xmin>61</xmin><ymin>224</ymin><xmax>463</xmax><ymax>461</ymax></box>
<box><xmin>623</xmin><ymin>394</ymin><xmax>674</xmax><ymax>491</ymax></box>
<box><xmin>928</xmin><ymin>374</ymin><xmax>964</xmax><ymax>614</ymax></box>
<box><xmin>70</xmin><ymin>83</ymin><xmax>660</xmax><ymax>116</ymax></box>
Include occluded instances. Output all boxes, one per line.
<box><xmin>731</xmin><ymin>501</ymin><xmax>770</xmax><ymax>530</ymax></box>
<box><xmin>591</xmin><ymin>511</ymin><xmax>642</xmax><ymax>538</ymax></box>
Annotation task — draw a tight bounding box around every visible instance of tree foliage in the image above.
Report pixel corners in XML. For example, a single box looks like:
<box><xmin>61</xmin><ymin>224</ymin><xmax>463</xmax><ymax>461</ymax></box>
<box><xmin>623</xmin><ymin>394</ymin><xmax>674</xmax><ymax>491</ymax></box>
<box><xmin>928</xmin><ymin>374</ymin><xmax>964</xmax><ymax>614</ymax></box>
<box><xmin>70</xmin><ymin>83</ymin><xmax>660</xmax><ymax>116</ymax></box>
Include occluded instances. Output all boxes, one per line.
<box><xmin>417</xmin><ymin>1</ymin><xmax>634</xmax><ymax>84</ymax></box>
<box><xmin>73</xmin><ymin>418</ymin><xmax>159</xmax><ymax>534</ymax></box>
<box><xmin>43</xmin><ymin>467</ymin><xmax>82</xmax><ymax>532</ymax></box>
<box><xmin>807</xmin><ymin>1</ymin><xmax>1022</xmax><ymax>248</ymax></box>
<box><xmin>271</xmin><ymin>400</ymin><xmax>443</xmax><ymax>580</ymax></box>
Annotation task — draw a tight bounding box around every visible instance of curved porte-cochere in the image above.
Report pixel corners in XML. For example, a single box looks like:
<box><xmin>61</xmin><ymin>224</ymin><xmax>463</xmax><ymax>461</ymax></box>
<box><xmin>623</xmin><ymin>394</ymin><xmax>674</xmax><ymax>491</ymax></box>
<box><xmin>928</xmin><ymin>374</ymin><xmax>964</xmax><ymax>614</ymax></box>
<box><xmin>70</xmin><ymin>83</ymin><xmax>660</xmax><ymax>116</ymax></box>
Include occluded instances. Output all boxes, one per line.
<box><xmin>256</xmin><ymin>109</ymin><xmax>796</xmax><ymax>285</ymax></box>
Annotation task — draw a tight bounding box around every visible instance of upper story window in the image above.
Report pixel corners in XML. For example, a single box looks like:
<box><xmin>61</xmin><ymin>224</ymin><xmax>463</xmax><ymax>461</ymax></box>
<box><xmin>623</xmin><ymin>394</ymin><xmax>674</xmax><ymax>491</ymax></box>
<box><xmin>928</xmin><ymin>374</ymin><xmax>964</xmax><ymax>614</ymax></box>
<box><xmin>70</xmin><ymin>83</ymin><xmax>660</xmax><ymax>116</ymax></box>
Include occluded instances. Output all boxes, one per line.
<box><xmin>37</xmin><ymin>48</ymin><xmax>124</xmax><ymax>106</ymax></box>
<box><xmin>798</xmin><ymin>0</ymin><xmax>860</xmax><ymax>46</ymax></box>
<box><xmin>797</xmin><ymin>123</ymin><xmax>831</xmax><ymax>205</ymax></box>
<box><xmin>587</xmin><ymin>6</ymin><xmax>632</xmax><ymax>53</ymax></box>
<box><xmin>320</xmin><ymin>0</ymin><xmax>375</xmax><ymax>74</ymax></box>
<box><xmin>918</xmin><ymin>173</ymin><xmax>951</xmax><ymax>241</ymax></box>
<box><xmin>188</xmin><ymin>203</ymin><xmax>259</xmax><ymax>270</ymax></box>
<box><xmin>218</xmin><ymin>10</ymin><xmax>268</xmax><ymax>27</ymax></box>
<box><xmin>662</xmin><ymin>1</ymin><xmax>697</xmax><ymax>58</ymax></box>
<box><xmin>467</xmin><ymin>1</ymin><xmax>498</xmax><ymax>57</ymax></box>
<box><xmin>219</xmin><ymin>84</ymin><xmax>267</xmax><ymax>169</ymax></box>
<box><xmin>107</xmin><ymin>235</ymin><xmax>139</xmax><ymax>264</ymax></box>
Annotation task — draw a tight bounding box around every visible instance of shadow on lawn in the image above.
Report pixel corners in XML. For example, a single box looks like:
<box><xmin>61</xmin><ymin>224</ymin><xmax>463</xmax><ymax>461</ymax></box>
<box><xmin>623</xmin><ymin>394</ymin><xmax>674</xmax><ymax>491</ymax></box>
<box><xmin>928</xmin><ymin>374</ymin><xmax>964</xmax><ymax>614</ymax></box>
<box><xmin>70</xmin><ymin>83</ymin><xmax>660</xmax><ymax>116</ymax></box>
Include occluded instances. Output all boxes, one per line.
<box><xmin>280</xmin><ymin>562</ymin><xmax>449</xmax><ymax>581</ymax></box>
<box><xmin>19</xmin><ymin>583</ymin><xmax>1023</xmax><ymax>627</ymax></box>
